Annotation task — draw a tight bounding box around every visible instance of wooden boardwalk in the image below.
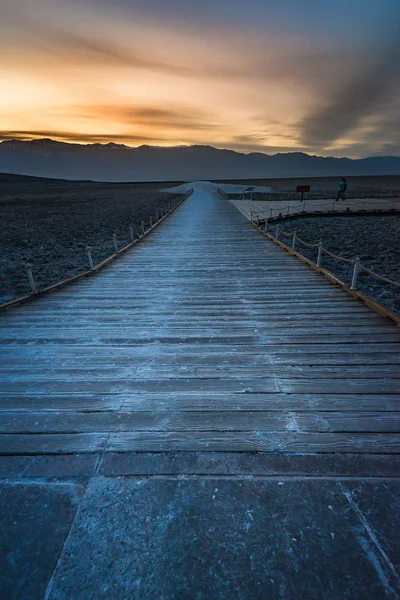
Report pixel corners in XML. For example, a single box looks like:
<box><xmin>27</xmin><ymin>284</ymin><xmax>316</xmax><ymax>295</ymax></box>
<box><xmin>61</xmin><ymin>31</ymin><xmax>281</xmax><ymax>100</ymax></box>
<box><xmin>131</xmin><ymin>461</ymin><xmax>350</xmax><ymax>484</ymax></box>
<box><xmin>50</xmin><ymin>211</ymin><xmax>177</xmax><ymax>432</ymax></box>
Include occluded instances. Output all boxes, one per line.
<box><xmin>1</xmin><ymin>182</ymin><xmax>400</xmax><ymax>455</ymax></box>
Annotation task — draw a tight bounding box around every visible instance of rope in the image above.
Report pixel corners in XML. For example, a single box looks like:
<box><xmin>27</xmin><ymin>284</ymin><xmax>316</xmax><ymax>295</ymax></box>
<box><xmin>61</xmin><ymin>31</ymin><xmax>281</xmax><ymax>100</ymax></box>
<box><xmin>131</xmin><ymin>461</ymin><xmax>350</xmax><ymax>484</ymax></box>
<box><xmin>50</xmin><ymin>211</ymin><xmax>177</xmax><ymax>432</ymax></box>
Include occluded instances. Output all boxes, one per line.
<box><xmin>359</xmin><ymin>265</ymin><xmax>400</xmax><ymax>288</ymax></box>
<box><xmin>34</xmin><ymin>253</ymin><xmax>87</xmax><ymax>268</ymax></box>
<box><xmin>0</xmin><ymin>270</ymin><xmax>26</xmax><ymax>283</ymax></box>
<box><xmin>295</xmin><ymin>235</ymin><xmax>320</xmax><ymax>248</ymax></box>
<box><xmin>320</xmin><ymin>247</ymin><xmax>354</xmax><ymax>263</ymax></box>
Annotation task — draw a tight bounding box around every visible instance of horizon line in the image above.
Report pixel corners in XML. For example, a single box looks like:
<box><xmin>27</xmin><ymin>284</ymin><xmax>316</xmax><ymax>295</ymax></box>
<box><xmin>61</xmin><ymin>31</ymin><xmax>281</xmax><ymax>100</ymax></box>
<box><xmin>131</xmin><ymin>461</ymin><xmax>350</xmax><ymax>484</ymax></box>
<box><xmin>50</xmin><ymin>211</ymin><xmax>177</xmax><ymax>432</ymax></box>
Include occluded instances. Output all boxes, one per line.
<box><xmin>1</xmin><ymin>137</ymin><xmax>400</xmax><ymax>160</ymax></box>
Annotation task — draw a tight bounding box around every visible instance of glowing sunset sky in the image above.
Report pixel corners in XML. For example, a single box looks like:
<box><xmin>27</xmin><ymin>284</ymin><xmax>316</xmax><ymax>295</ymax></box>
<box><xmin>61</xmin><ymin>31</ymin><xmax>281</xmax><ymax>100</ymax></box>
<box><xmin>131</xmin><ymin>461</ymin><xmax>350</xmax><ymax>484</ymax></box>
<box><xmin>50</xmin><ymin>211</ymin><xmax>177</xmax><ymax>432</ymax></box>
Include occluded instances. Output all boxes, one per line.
<box><xmin>1</xmin><ymin>0</ymin><xmax>399</xmax><ymax>157</ymax></box>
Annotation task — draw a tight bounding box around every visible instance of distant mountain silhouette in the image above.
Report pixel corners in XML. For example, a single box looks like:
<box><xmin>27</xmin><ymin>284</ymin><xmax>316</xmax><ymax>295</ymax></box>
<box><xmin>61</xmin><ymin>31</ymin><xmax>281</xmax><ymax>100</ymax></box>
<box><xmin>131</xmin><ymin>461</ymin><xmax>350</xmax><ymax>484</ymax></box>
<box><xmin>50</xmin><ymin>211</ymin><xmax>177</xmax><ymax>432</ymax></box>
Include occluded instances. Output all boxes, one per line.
<box><xmin>1</xmin><ymin>138</ymin><xmax>399</xmax><ymax>182</ymax></box>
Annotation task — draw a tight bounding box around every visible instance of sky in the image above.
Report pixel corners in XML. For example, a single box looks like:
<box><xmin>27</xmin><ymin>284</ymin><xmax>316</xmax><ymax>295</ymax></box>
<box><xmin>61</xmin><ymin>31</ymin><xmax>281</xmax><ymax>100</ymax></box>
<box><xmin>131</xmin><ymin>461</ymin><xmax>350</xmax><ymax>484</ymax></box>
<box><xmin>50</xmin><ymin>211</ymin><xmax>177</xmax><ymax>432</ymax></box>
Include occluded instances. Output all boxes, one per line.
<box><xmin>1</xmin><ymin>0</ymin><xmax>400</xmax><ymax>157</ymax></box>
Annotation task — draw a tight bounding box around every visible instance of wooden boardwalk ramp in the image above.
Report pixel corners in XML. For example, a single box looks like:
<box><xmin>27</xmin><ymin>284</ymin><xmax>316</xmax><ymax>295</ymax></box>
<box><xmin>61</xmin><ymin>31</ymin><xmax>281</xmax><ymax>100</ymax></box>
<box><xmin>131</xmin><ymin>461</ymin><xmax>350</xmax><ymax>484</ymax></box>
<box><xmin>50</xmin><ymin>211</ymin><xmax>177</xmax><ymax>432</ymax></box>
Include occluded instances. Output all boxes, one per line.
<box><xmin>0</xmin><ymin>181</ymin><xmax>399</xmax><ymax>457</ymax></box>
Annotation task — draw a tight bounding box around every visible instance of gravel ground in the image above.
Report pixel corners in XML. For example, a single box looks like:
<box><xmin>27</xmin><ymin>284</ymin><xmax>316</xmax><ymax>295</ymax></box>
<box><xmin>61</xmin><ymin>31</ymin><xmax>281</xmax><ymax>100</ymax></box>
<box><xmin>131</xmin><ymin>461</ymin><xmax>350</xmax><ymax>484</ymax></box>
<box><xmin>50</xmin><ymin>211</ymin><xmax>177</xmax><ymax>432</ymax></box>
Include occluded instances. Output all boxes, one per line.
<box><xmin>276</xmin><ymin>214</ymin><xmax>400</xmax><ymax>315</ymax></box>
<box><xmin>0</xmin><ymin>182</ymin><xmax>180</xmax><ymax>304</ymax></box>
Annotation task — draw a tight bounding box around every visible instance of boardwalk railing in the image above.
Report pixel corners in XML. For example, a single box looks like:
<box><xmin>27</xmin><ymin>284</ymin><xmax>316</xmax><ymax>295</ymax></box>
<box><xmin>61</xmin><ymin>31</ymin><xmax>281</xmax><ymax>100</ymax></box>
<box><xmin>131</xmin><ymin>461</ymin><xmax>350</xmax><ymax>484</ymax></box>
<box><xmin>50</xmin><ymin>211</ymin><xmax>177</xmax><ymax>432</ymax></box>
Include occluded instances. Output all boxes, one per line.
<box><xmin>249</xmin><ymin>198</ymin><xmax>400</xmax><ymax>223</ymax></box>
<box><xmin>0</xmin><ymin>190</ymin><xmax>193</xmax><ymax>310</ymax></box>
<box><xmin>230</xmin><ymin>190</ymin><xmax>400</xmax><ymax>202</ymax></box>
<box><xmin>253</xmin><ymin>217</ymin><xmax>400</xmax><ymax>323</ymax></box>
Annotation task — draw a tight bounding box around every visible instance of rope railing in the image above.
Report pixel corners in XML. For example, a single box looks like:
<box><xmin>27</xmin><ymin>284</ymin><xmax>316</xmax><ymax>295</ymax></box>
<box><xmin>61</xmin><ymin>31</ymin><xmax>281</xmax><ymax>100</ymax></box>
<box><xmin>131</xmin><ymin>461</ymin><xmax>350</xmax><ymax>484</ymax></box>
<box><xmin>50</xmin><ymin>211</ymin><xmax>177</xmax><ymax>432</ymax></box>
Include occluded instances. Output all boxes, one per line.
<box><xmin>249</xmin><ymin>197</ymin><xmax>400</xmax><ymax>222</ymax></box>
<box><xmin>257</xmin><ymin>220</ymin><xmax>400</xmax><ymax>293</ymax></box>
<box><xmin>1</xmin><ymin>192</ymin><xmax>192</xmax><ymax>305</ymax></box>
<box><xmin>237</xmin><ymin>190</ymin><xmax>400</xmax><ymax>203</ymax></box>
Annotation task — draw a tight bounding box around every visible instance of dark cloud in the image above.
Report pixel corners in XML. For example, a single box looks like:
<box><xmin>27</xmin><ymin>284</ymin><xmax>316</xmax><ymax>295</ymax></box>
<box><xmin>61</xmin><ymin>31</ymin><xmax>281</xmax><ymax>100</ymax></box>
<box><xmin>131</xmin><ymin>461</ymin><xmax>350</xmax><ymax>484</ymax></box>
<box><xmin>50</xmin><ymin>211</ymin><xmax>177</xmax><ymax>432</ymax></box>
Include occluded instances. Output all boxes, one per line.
<box><xmin>298</xmin><ymin>31</ymin><xmax>400</xmax><ymax>148</ymax></box>
<box><xmin>0</xmin><ymin>131</ymin><xmax>158</xmax><ymax>144</ymax></box>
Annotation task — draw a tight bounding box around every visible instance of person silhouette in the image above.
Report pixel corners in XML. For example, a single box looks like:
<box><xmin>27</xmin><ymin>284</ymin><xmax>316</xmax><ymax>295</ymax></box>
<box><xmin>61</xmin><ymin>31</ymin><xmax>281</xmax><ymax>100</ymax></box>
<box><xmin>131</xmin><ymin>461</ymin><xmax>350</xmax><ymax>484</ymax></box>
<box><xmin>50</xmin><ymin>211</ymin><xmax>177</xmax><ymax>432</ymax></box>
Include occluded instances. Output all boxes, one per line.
<box><xmin>336</xmin><ymin>177</ymin><xmax>347</xmax><ymax>201</ymax></box>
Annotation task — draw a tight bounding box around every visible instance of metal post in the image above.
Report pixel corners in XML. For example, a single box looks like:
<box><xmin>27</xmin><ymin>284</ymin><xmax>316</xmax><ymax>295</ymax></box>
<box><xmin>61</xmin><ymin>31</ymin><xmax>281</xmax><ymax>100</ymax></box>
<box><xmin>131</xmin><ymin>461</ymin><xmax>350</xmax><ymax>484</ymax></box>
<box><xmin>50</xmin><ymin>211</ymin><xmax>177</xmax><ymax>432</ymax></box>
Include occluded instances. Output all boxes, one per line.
<box><xmin>351</xmin><ymin>258</ymin><xmax>360</xmax><ymax>290</ymax></box>
<box><xmin>113</xmin><ymin>234</ymin><xmax>118</xmax><ymax>254</ymax></box>
<box><xmin>316</xmin><ymin>242</ymin><xmax>323</xmax><ymax>267</ymax></box>
<box><xmin>86</xmin><ymin>246</ymin><xmax>94</xmax><ymax>271</ymax></box>
<box><xmin>291</xmin><ymin>231</ymin><xmax>297</xmax><ymax>251</ymax></box>
<box><xmin>129</xmin><ymin>226</ymin><xmax>135</xmax><ymax>242</ymax></box>
<box><xmin>25</xmin><ymin>264</ymin><xmax>37</xmax><ymax>294</ymax></box>
<box><xmin>150</xmin><ymin>216</ymin><xmax>153</xmax><ymax>228</ymax></box>
<box><xmin>141</xmin><ymin>220</ymin><xmax>145</xmax><ymax>234</ymax></box>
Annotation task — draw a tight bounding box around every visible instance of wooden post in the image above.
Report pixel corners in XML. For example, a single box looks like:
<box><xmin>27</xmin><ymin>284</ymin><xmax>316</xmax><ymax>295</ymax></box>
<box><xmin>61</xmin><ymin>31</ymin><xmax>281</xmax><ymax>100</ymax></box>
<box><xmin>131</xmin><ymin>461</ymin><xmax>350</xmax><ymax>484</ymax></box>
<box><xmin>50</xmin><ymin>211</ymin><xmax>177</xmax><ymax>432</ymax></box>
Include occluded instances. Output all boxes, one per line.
<box><xmin>317</xmin><ymin>242</ymin><xmax>323</xmax><ymax>267</ymax></box>
<box><xmin>25</xmin><ymin>264</ymin><xmax>37</xmax><ymax>294</ymax></box>
<box><xmin>291</xmin><ymin>231</ymin><xmax>297</xmax><ymax>251</ymax></box>
<box><xmin>113</xmin><ymin>234</ymin><xmax>118</xmax><ymax>254</ymax></box>
<box><xmin>351</xmin><ymin>258</ymin><xmax>360</xmax><ymax>290</ymax></box>
<box><xmin>286</xmin><ymin>205</ymin><xmax>290</xmax><ymax>215</ymax></box>
<box><xmin>129</xmin><ymin>226</ymin><xmax>135</xmax><ymax>242</ymax></box>
<box><xmin>141</xmin><ymin>221</ymin><xmax>145</xmax><ymax>234</ymax></box>
<box><xmin>150</xmin><ymin>216</ymin><xmax>153</xmax><ymax>228</ymax></box>
<box><xmin>86</xmin><ymin>246</ymin><xmax>94</xmax><ymax>271</ymax></box>
<box><xmin>275</xmin><ymin>226</ymin><xmax>280</xmax><ymax>241</ymax></box>
<box><xmin>263</xmin><ymin>220</ymin><xmax>268</xmax><ymax>233</ymax></box>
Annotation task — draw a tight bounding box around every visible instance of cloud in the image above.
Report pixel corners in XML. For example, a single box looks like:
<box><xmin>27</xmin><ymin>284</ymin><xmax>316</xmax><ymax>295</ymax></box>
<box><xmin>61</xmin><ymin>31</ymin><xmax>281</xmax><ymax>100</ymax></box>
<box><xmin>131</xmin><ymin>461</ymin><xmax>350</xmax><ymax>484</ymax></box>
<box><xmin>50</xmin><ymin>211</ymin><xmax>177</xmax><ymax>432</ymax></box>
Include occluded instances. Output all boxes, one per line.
<box><xmin>0</xmin><ymin>130</ymin><xmax>158</xmax><ymax>144</ymax></box>
<box><xmin>297</xmin><ymin>30</ymin><xmax>400</xmax><ymax>149</ymax></box>
<box><xmin>75</xmin><ymin>105</ymin><xmax>221</xmax><ymax>131</ymax></box>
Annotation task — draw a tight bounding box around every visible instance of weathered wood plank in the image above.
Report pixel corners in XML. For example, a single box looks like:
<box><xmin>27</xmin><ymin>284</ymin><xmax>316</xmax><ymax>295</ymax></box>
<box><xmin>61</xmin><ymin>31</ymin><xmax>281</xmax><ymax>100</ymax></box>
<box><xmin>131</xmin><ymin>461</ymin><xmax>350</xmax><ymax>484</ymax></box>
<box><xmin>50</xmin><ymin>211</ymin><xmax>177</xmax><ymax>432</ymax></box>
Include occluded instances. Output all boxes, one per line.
<box><xmin>107</xmin><ymin>431</ymin><xmax>400</xmax><ymax>453</ymax></box>
<box><xmin>0</xmin><ymin>433</ymin><xmax>108</xmax><ymax>454</ymax></box>
<box><xmin>1</xmin><ymin>411</ymin><xmax>399</xmax><ymax>434</ymax></box>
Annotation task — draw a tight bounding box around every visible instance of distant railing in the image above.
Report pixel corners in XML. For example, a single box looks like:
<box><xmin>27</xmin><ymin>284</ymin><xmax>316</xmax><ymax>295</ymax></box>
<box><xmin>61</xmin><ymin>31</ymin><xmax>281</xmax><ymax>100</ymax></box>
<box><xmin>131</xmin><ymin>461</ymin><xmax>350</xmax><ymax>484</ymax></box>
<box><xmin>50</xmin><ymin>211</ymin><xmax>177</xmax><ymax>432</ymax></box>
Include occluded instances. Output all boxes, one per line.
<box><xmin>0</xmin><ymin>190</ymin><xmax>193</xmax><ymax>309</ymax></box>
<box><xmin>231</xmin><ymin>190</ymin><xmax>400</xmax><ymax>202</ymax></box>
<box><xmin>249</xmin><ymin>198</ymin><xmax>400</xmax><ymax>223</ymax></box>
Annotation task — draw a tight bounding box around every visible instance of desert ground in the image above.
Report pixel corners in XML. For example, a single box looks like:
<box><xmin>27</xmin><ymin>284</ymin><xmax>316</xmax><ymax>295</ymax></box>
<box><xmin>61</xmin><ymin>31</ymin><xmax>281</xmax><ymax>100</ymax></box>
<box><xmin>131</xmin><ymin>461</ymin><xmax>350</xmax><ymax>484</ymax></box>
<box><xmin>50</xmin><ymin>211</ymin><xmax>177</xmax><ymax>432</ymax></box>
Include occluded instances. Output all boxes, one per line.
<box><xmin>0</xmin><ymin>177</ymin><xmax>181</xmax><ymax>303</ymax></box>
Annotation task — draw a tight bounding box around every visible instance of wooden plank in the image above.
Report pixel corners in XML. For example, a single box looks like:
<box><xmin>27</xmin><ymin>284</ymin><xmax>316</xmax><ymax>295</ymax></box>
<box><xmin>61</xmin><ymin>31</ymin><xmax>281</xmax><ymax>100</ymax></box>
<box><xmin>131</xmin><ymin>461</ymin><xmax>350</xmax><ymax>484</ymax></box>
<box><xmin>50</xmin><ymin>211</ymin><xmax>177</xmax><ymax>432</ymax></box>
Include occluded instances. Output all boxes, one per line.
<box><xmin>279</xmin><ymin>379</ymin><xmax>400</xmax><ymax>394</ymax></box>
<box><xmin>0</xmin><ymin>378</ymin><xmax>279</xmax><ymax>394</ymax></box>
<box><xmin>1</xmin><ymin>411</ymin><xmax>399</xmax><ymax>434</ymax></box>
<box><xmin>119</xmin><ymin>393</ymin><xmax>400</xmax><ymax>412</ymax></box>
<box><xmin>270</xmin><ymin>353</ymin><xmax>400</xmax><ymax>365</ymax></box>
<box><xmin>107</xmin><ymin>431</ymin><xmax>400</xmax><ymax>453</ymax></box>
<box><xmin>0</xmin><ymin>433</ymin><xmax>108</xmax><ymax>454</ymax></box>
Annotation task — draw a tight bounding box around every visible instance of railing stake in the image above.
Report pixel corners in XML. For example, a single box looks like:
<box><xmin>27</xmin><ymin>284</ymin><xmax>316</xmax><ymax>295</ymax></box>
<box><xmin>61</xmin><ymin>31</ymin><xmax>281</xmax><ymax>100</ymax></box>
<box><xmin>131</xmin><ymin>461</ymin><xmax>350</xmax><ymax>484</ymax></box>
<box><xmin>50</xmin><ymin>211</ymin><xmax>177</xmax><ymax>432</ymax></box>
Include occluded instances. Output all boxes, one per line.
<box><xmin>351</xmin><ymin>257</ymin><xmax>360</xmax><ymax>290</ymax></box>
<box><xmin>150</xmin><ymin>216</ymin><xmax>153</xmax><ymax>228</ymax></box>
<box><xmin>291</xmin><ymin>231</ymin><xmax>297</xmax><ymax>251</ymax></box>
<box><xmin>129</xmin><ymin>226</ymin><xmax>135</xmax><ymax>242</ymax></box>
<box><xmin>113</xmin><ymin>234</ymin><xmax>118</xmax><ymax>254</ymax></box>
<box><xmin>317</xmin><ymin>242</ymin><xmax>323</xmax><ymax>267</ymax></box>
<box><xmin>275</xmin><ymin>226</ymin><xmax>280</xmax><ymax>241</ymax></box>
<box><xmin>86</xmin><ymin>246</ymin><xmax>94</xmax><ymax>271</ymax></box>
<box><xmin>141</xmin><ymin>220</ymin><xmax>145</xmax><ymax>234</ymax></box>
<box><xmin>25</xmin><ymin>264</ymin><xmax>37</xmax><ymax>294</ymax></box>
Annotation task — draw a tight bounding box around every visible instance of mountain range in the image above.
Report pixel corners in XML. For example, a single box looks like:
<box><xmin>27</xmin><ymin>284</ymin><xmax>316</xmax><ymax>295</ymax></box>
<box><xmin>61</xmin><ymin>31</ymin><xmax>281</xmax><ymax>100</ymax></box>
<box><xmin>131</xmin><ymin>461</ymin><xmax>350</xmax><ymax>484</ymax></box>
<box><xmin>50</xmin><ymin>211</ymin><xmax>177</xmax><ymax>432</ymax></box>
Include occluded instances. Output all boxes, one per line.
<box><xmin>1</xmin><ymin>138</ymin><xmax>400</xmax><ymax>182</ymax></box>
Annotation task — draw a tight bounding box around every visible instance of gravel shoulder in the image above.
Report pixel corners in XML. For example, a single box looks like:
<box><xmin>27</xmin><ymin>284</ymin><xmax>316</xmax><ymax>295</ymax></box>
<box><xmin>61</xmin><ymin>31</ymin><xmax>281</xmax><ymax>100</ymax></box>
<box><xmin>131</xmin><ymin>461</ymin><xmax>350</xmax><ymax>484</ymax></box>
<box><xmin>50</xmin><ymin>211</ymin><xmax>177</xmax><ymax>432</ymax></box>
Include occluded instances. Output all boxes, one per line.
<box><xmin>277</xmin><ymin>214</ymin><xmax>400</xmax><ymax>315</ymax></box>
<box><xmin>0</xmin><ymin>182</ymin><xmax>180</xmax><ymax>303</ymax></box>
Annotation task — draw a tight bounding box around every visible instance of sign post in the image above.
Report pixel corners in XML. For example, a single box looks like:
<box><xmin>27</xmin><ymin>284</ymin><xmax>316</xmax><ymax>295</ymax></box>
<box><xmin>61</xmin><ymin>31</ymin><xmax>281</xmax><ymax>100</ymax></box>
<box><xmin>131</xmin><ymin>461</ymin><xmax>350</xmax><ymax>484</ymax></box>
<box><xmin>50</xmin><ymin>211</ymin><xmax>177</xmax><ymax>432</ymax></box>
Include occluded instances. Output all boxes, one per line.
<box><xmin>296</xmin><ymin>185</ymin><xmax>311</xmax><ymax>202</ymax></box>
